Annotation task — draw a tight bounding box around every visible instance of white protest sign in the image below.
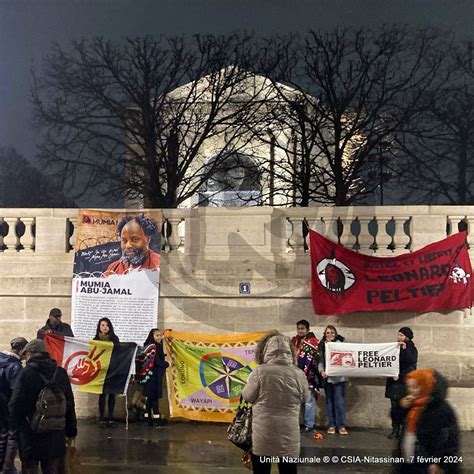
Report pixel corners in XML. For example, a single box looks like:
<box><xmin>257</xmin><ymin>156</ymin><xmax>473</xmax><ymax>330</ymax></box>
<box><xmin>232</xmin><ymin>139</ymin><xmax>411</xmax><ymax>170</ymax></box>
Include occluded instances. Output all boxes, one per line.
<box><xmin>325</xmin><ymin>342</ymin><xmax>399</xmax><ymax>377</ymax></box>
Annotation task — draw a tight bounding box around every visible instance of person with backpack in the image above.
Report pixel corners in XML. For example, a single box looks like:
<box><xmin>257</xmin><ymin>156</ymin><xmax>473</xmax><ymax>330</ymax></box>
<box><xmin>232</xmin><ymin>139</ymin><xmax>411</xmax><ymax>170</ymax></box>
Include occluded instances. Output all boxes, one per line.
<box><xmin>9</xmin><ymin>339</ymin><xmax>77</xmax><ymax>474</ymax></box>
<box><xmin>135</xmin><ymin>328</ymin><xmax>169</xmax><ymax>426</ymax></box>
<box><xmin>94</xmin><ymin>318</ymin><xmax>120</xmax><ymax>426</ymax></box>
<box><xmin>0</xmin><ymin>337</ymin><xmax>28</xmax><ymax>474</ymax></box>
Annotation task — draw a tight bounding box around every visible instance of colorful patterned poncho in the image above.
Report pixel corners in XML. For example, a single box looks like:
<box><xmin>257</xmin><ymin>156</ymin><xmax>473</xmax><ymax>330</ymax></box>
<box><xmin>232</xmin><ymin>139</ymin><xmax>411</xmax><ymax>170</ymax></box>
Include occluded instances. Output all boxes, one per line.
<box><xmin>135</xmin><ymin>343</ymin><xmax>156</xmax><ymax>384</ymax></box>
<box><xmin>291</xmin><ymin>332</ymin><xmax>320</xmax><ymax>391</ymax></box>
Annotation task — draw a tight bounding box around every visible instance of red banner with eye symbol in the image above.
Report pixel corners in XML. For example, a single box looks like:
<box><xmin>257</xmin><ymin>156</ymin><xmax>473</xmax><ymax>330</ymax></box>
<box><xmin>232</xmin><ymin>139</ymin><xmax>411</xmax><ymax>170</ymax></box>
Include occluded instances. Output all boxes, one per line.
<box><xmin>309</xmin><ymin>230</ymin><xmax>472</xmax><ymax>315</ymax></box>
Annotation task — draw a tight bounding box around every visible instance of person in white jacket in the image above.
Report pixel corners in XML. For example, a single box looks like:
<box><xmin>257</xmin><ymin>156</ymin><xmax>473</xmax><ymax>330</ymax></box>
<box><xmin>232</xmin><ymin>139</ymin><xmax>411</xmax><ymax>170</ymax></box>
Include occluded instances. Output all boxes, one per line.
<box><xmin>318</xmin><ymin>325</ymin><xmax>348</xmax><ymax>435</ymax></box>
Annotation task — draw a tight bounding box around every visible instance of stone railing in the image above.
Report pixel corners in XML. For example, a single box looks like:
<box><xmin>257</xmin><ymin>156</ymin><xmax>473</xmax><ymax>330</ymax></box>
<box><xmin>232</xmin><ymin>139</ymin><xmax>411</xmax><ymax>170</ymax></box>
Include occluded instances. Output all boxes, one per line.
<box><xmin>0</xmin><ymin>206</ymin><xmax>473</xmax><ymax>255</ymax></box>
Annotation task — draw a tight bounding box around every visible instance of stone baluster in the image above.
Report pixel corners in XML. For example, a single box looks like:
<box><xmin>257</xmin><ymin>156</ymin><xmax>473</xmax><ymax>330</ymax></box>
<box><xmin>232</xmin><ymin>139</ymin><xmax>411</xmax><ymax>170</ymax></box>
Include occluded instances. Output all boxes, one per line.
<box><xmin>450</xmin><ymin>215</ymin><xmax>471</xmax><ymax>248</ymax></box>
<box><xmin>162</xmin><ymin>218</ymin><xmax>185</xmax><ymax>253</ymax></box>
<box><xmin>358</xmin><ymin>217</ymin><xmax>375</xmax><ymax>254</ymax></box>
<box><xmin>287</xmin><ymin>217</ymin><xmax>306</xmax><ymax>253</ymax></box>
<box><xmin>392</xmin><ymin>218</ymin><xmax>411</xmax><ymax>254</ymax></box>
<box><xmin>446</xmin><ymin>216</ymin><xmax>454</xmax><ymax>236</ymax></box>
<box><xmin>169</xmin><ymin>218</ymin><xmax>185</xmax><ymax>252</ymax></box>
<box><xmin>302</xmin><ymin>218</ymin><xmax>310</xmax><ymax>251</ymax></box>
<box><xmin>304</xmin><ymin>217</ymin><xmax>325</xmax><ymax>250</ymax></box>
<box><xmin>3</xmin><ymin>218</ymin><xmax>20</xmax><ymax>252</ymax></box>
<box><xmin>175</xmin><ymin>218</ymin><xmax>186</xmax><ymax>253</ymax></box>
<box><xmin>161</xmin><ymin>219</ymin><xmax>172</xmax><ymax>253</ymax></box>
<box><xmin>339</xmin><ymin>218</ymin><xmax>357</xmax><ymax>249</ymax></box>
<box><xmin>19</xmin><ymin>217</ymin><xmax>35</xmax><ymax>252</ymax></box>
<box><xmin>0</xmin><ymin>218</ymin><xmax>5</xmax><ymax>251</ymax></box>
<box><xmin>465</xmin><ymin>218</ymin><xmax>473</xmax><ymax>249</ymax></box>
<box><xmin>375</xmin><ymin>217</ymin><xmax>393</xmax><ymax>253</ymax></box>
<box><xmin>285</xmin><ymin>218</ymin><xmax>291</xmax><ymax>253</ymax></box>
<box><xmin>322</xmin><ymin>217</ymin><xmax>339</xmax><ymax>243</ymax></box>
<box><xmin>68</xmin><ymin>218</ymin><xmax>77</xmax><ymax>251</ymax></box>
<box><xmin>459</xmin><ymin>216</ymin><xmax>467</xmax><ymax>234</ymax></box>
<box><xmin>310</xmin><ymin>217</ymin><xmax>325</xmax><ymax>235</ymax></box>
<box><xmin>451</xmin><ymin>216</ymin><xmax>468</xmax><ymax>234</ymax></box>
<box><xmin>447</xmin><ymin>215</ymin><xmax>466</xmax><ymax>235</ymax></box>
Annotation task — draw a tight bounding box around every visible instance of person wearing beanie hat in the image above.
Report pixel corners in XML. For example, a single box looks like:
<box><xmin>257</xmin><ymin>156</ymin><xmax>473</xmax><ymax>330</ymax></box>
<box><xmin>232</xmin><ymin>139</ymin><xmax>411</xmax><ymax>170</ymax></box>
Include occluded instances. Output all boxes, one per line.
<box><xmin>36</xmin><ymin>308</ymin><xmax>74</xmax><ymax>340</ymax></box>
<box><xmin>9</xmin><ymin>336</ymin><xmax>77</xmax><ymax>473</ymax></box>
<box><xmin>10</xmin><ymin>338</ymin><xmax>28</xmax><ymax>353</ymax></box>
<box><xmin>1</xmin><ymin>336</ymin><xmax>28</xmax><ymax>398</ymax></box>
<box><xmin>398</xmin><ymin>327</ymin><xmax>414</xmax><ymax>341</ymax></box>
<box><xmin>385</xmin><ymin>327</ymin><xmax>418</xmax><ymax>440</ymax></box>
<box><xmin>0</xmin><ymin>336</ymin><xmax>28</xmax><ymax>474</ymax></box>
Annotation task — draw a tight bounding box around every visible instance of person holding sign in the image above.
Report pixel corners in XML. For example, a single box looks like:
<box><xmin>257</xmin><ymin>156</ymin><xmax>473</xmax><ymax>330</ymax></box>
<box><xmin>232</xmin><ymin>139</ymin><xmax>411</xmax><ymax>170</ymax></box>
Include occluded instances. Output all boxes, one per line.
<box><xmin>94</xmin><ymin>318</ymin><xmax>120</xmax><ymax>427</ymax></box>
<box><xmin>385</xmin><ymin>327</ymin><xmax>418</xmax><ymax>440</ymax></box>
<box><xmin>318</xmin><ymin>326</ymin><xmax>348</xmax><ymax>435</ymax></box>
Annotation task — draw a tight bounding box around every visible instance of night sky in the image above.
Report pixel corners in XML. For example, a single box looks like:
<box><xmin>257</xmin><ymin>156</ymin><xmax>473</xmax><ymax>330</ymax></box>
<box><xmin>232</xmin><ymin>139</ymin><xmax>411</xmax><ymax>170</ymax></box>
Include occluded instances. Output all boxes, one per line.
<box><xmin>1</xmin><ymin>0</ymin><xmax>472</xmax><ymax>204</ymax></box>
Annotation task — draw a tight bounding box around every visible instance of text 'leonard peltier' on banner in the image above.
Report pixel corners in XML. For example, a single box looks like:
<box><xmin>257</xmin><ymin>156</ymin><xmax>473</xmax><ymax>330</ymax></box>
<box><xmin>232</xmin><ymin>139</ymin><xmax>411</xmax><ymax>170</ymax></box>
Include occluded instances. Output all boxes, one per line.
<box><xmin>310</xmin><ymin>230</ymin><xmax>472</xmax><ymax>315</ymax></box>
<box><xmin>325</xmin><ymin>342</ymin><xmax>400</xmax><ymax>377</ymax></box>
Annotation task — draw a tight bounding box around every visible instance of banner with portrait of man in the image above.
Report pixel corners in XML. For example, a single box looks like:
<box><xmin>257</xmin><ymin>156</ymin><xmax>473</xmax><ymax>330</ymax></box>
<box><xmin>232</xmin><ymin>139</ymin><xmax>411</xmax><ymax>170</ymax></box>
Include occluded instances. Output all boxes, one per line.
<box><xmin>71</xmin><ymin>209</ymin><xmax>161</xmax><ymax>343</ymax></box>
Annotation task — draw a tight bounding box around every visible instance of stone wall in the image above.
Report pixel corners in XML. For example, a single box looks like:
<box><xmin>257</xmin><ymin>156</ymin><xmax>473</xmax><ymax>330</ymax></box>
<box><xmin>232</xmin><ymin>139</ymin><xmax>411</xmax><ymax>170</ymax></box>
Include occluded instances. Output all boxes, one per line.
<box><xmin>0</xmin><ymin>206</ymin><xmax>473</xmax><ymax>429</ymax></box>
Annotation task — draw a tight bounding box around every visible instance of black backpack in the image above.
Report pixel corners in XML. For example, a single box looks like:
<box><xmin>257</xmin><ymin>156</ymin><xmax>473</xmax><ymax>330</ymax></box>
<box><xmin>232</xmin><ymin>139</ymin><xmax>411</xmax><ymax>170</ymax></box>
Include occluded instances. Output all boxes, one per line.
<box><xmin>30</xmin><ymin>367</ymin><xmax>67</xmax><ymax>433</ymax></box>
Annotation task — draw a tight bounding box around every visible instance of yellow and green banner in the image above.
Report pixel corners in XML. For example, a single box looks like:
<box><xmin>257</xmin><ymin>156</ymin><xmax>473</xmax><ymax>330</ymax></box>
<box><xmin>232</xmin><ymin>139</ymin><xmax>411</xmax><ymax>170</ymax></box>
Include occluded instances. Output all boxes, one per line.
<box><xmin>164</xmin><ymin>330</ymin><xmax>265</xmax><ymax>422</ymax></box>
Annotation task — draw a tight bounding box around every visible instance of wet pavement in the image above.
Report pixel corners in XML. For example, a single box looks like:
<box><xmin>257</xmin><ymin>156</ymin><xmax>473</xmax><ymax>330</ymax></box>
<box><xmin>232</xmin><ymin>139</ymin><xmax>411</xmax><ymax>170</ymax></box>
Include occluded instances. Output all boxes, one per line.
<box><xmin>71</xmin><ymin>419</ymin><xmax>473</xmax><ymax>473</ymax></box>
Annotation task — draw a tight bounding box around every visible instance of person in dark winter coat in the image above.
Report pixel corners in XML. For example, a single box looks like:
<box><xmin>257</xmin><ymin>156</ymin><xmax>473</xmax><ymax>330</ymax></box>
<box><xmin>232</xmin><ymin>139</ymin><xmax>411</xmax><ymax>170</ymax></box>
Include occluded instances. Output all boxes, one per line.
<box><xmin>0</xmin><ymin>337</ymin><xmax>28</xmax><ymax>474</ymax></box>
<box><xmin>9</xmin><ymin>339</ymin><xmax>77</xmax><ymax>474</ymax></box>
<box><xmin>385</xmin><ymin>327</ymin><xmax>418</xmax><ymax>439</ymax></box>
<box><xmin>136</xmin><ymin>329</ymin><xmax>169</xmax><ymax>426</ymax></box>
<box><xmin>397</xmin><ymin>369</ymin><xmax>460</xmax><ymax>474</ymax></box>
<box><xmin>291</xmin><ymin>319</ymin><xmax>319</xmax><ymax>433</ymax></box>
<box><xmin>37</xmin><ymin>308</ymin><xmax>74</xmax><ymax>340</ymax></box>
<box><xmin>318</xmin><ymin>325</ymin><xmax>348</xmax><ymax>435</ymax></box>
<box><xmin>94</xmin><ymin>318</ymin><xmax>120</xmax><ymax>426</ymax></box>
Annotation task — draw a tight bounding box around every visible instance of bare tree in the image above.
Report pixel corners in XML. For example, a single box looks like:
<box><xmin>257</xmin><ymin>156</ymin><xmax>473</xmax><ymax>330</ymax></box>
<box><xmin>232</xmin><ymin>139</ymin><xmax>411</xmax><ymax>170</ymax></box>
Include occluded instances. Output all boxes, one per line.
<box><xmin>0</xmin><ymin>147</ymin><xmax>74</xmax><ymax>207</ymax></box>
<box><xmin>32</xmin><ymin>34</ymin><xmax>270</xmax><ymax>208</ymax></box>
<box><xmin>254</xmin><ymin>27</ymin><xmax>447</xmax><ymax>206</ymax></box>
<box><xmin>397</xmin><ymin>42</ymin><xmax>474</xmax><ymax>204</ymax></box>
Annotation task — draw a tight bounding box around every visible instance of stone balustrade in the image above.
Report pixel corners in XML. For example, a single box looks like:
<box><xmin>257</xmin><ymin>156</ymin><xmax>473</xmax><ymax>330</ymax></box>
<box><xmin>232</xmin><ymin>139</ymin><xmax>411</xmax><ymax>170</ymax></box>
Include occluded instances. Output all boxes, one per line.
<box><xmin>1</xmin><ymin>206</ymin><xmax>473</xmax><ymax>255</ymax></box>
